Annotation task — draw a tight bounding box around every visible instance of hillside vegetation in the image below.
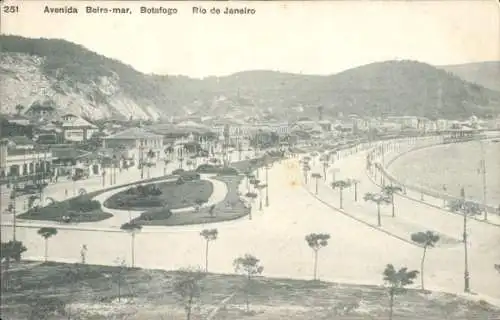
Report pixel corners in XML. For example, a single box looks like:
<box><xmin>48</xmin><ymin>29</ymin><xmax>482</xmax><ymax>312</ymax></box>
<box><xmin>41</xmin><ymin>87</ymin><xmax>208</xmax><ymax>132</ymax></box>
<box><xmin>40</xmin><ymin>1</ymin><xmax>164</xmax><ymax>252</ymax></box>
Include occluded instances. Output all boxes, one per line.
<box><xmin>1</xmin><ymin>35</ymin><xmax>499</xmax><ymax>120</ymax></box>
<box><xmin>438</xmin><ymin>61</ymin><xmax>500</xmax><ymax>92</ymax></box>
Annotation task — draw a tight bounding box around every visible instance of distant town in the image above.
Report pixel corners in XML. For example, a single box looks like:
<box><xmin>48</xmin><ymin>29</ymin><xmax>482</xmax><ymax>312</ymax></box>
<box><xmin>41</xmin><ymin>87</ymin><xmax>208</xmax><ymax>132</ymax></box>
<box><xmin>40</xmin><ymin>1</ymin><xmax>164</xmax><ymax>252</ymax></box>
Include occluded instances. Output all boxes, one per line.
<box><xmin>1</xmin><ymin>100</ymin><xmax>498</xmax><ymax>186</ymax></box>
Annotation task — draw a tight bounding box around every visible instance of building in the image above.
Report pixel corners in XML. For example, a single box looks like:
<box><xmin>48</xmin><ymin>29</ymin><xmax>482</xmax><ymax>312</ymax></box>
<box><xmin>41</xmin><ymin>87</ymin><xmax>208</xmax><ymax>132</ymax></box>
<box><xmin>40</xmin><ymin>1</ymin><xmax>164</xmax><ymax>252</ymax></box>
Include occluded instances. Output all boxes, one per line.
<box><xmin>61</xmin><ymin>114</ymin><xmax>99</xmax><ymax>143</ymax></box>
<box><xmin>103</xmin><ymin>127</ymin><xmax>164</xmax><ymax>166</ymax></box>
<box><xmin>0</xmin><ymin>138</ymin><xmax>53</xmax><ymax>180</ymax></box>
<box><xmin>24</xmin><ymin>102</ymin><xmax>58</xmax><ymax>120</ymax></box>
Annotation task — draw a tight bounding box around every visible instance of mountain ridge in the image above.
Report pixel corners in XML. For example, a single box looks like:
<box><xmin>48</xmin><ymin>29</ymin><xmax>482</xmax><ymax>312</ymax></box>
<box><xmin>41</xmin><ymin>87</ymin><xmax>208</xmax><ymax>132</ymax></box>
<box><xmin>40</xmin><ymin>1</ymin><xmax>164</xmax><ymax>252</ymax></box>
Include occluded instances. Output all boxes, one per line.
<box><xmin>1</xmin><ymin>35</ymin><xmax>499</xmax><ymax>120</ymax></box>
<box><xmin>437</xmin><ymin>61</ymin><xmax>500</xmax><ymax>92</ymax></box>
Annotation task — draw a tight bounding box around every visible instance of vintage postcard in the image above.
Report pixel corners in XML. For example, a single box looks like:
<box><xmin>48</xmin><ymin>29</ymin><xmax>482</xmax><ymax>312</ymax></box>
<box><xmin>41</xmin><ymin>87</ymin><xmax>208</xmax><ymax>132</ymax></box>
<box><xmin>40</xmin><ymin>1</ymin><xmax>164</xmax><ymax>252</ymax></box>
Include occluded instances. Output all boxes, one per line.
<box><xmin>0</xmin><ymin>0</ymin><xmax>499</xmax><ymax>319</ymax></box>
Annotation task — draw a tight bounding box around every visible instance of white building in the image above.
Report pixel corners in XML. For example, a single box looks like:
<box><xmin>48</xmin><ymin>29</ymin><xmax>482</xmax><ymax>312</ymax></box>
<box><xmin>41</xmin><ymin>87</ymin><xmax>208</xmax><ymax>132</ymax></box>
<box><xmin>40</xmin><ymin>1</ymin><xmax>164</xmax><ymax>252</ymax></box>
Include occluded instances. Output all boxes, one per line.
<box><xmin>61</xmin><ymin>114</ymin><xmax>99</xmax><ymax>143</ymax></box>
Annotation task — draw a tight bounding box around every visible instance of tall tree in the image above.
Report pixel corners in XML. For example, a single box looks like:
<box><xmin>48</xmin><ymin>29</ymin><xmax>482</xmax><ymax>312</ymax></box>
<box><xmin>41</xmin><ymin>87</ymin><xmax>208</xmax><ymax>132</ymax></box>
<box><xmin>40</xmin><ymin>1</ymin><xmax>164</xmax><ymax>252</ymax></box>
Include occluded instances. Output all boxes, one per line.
<box><xmin>120</xmin><ymin>222</ymin><xmax>142</xmax><ymax>267</ymax></box>
<box><xmin>363</xmin><ymin>192</ymin><xmax>391</xmax><ymax>227</ymax></box>
<box><xmin>173</xmin><ymin>267</ymin><xmax>206</xmax><ymax>320</ymax></box>
<box><xmin>311</xmin><ymin>173</ymin><xmax>322</xmax><ymax>195</ymax></box>
<box><xmin>331</xmin><ymin>179</ymin><xmax>352</xmax><ymax>209</ymax></box>
<box><xmin>233</xmin><ymin>254</ymin><xmax>264</xmax><ymax>313</ymax></box>
<box><xmin>383</xmin><ymin>264</ymin><xmax>419</xmax><ymax>320</ymax></box>
<box><xmin>37</xmin><ymin>227</ymin><xmax>58</xmax><ymax>262</ymax></box>
<box><xmin>410</xmin><ymin>231</ymin><xmax>440</xmax><ymax>290</ymax></box>
<box><xmin>382</xmin><ymin>185</ymin><xmax>403</xmax><ymax>218</ymax></box>
<box><xmin>305</xmin><ymin>233</ymin><xmax>331</xmax><ymax>281</ymax></box>
<box><xmin>200</xmin><ymin>228</ymin><xmax>218</xmax><ymax>272</ymax></box>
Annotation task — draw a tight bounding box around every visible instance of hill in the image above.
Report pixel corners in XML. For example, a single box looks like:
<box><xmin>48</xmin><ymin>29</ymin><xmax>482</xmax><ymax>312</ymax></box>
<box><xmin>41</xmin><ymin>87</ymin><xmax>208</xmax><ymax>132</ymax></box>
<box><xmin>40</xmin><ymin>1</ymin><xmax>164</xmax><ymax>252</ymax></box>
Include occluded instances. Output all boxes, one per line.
<box><xmin>1</xmin><ymin>35</ymin><xmax>499</xmax><ymax>120</ymax></box>
<box><xmin>438</xmin><ymin>61</ymin><xmax>500</xmax><ymax>92</ymax></box>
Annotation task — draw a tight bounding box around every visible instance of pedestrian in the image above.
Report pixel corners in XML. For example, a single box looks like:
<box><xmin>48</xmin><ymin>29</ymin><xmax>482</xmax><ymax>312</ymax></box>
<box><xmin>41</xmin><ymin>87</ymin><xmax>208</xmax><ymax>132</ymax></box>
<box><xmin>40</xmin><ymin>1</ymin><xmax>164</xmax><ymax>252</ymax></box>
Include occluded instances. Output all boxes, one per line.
<box><xmin>65</xmin><ymin>189</ymin><xmax>68</xmax><ymax>197</ymax></box>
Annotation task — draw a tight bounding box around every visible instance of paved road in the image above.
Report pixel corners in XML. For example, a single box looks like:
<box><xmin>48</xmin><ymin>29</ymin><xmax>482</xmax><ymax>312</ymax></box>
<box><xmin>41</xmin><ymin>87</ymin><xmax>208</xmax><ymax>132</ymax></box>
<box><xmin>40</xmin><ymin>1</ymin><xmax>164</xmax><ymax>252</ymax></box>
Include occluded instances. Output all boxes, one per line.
<box><xmin>2</xmin><ymin>145</ymin><xmax>499</xmax><ymax>305</ymax></box>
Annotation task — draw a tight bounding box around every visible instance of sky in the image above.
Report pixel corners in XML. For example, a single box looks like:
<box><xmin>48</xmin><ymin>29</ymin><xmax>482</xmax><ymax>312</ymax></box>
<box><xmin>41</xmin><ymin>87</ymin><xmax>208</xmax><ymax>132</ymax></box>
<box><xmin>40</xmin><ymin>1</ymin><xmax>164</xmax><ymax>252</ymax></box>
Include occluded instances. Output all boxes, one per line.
<box><xmin>1</xmin><ymin>1</ymin><xmax>499</xmax><ymax>78</ymax></box>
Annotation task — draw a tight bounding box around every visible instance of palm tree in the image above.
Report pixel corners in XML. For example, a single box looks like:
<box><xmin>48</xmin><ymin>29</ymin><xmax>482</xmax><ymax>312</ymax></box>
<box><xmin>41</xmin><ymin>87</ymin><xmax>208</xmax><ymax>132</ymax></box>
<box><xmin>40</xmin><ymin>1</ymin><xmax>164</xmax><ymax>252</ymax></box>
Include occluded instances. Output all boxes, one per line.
<box><xmin>350</xmin><ymin>179</ymin><xmax>361</xmax><ymax>202</ymax></box>
<box><xmin>311</xmin><ymin>173</ymin><xmax>322</xmax><ymax>195</ymax></box>
<box><xmin>120</xmin><ymin>222</ymin><xmax>142</xmax><ymax>267</ymax></box>
<box><xmin>383</xmin><ymin>264</ymin><xmax>419</xmax><ymax>320</ymax></box>
<box><xmin>411</xmin><ymin>231</ymin><xmax>440</xmax><ymax>290</ymax></box>
<box><xmin>382</xmin><ymin>185</ymin><xmax>403</xmax><ymax>217</ymax></box>
<box><xmin>15</xmin><ymin>104</ymin><xmax>24</xmax><ymax>115</ymax></box>
<box><xmin>331</xmin><ymin>179</ymin><xmax>352</xmax><ymax>209</ymax></box>
<box><xmin>200</xmin><ymin>228</ymin><xmax>218</xmax><ymax>272</ymax></box>
<box><xmin>305</xmin><ymin>233</ymin><xmax>330</xmax><ymax>281</ymax></box>
<box><xmin>37</xmin><ymin>227</ymin><xmax>58</xmax><ymax>262</ymax></box>
<box><xmin>363</xmin><ymin>192</ymin><xmax>392</xmax><ymax>227</ymax></box>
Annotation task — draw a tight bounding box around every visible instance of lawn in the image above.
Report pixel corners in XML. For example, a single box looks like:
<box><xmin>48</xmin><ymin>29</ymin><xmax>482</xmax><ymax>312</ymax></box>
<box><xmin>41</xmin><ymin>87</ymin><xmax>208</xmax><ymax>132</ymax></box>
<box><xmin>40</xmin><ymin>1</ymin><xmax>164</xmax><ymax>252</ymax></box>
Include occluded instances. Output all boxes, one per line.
<box><xmin>17</xmin><ymin>175</ymin><xmax>175</xmax><ymax>223</ymax></box>
<box><xmin>132</xmin><ymin>175</ymin><xmax>249</xmax><ymax>226</ymax></box>
<box><xmin>1</xmin><ymin>261</ymin><xmax>499</xmax><ymax>320</ymax></box>
<box><xmin>103</xmin><ymin>180</ymin><xmax>214</xmax><ymax>210</ymax></box>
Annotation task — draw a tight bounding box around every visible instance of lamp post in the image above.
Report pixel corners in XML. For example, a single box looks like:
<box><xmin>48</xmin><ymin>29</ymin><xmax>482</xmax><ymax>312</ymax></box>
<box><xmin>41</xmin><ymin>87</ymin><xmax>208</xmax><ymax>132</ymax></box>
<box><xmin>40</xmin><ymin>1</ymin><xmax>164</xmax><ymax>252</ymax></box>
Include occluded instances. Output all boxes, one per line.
<box><xmin>265</xmin><ymin>161</ymin><xmax>273</xmax><ymax>207</ymax></box>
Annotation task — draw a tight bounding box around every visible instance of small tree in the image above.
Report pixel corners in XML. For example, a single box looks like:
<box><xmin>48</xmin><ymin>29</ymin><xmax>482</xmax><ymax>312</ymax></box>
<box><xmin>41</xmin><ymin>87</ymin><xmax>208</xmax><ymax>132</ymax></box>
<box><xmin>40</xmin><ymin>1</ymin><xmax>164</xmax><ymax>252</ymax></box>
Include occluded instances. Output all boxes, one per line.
<box><xmin>311</xmin><ymin>173</ymin><xmax>322</xmax><ymax>195</ymax></box>
<box><xmin>1</xmin><ymin>240</ymin><xmax>27</xmax><ymax>290</ymax></box>
<box><xmin>382</xmin><ymin>185</ymin><xmax>403</xmax><ymax>218</ymax></box>
<box><xmin>233</xmin><ymin>254</ymin><xmax>264</xmax><ymax>313</ymax></box>
<box><xmin>120</xmin><ymin>222</ymin><xmax>142</xmax><ymax>267</ymax></box>
<box><xmin>363</xmin><ymin>192</ymin><xmax>391</xmax><ymax>227</ymax></box>
<box><xmin>411</xmin><ymin>231</ymin><xmax>440</xmax><ymax>290</ymax></box>
<box><xmin>37</xmin><ymin>227</ymin><xmax>58</xmax><ymax>262</ymax></box>
<box><xmin>173</xmin><ymin>267</ymin><xmax>206</xmax><ymax>320</ymax></box>
<box><xmin>194</xmin><ymin>198</ymin><xmax>207</xmax><ymax>212</ymax></box>
<box><xmin>383</xmin><ymin>264</ymin><xmax>419</xmax><ymax>320</ymax></box>
<box><xmin>112</xmin><ymin>257</ymin><xmax>127</xmax><ymax>302</ymax></box>
<box><xmin>200</xmin><ymin>228</ymin><xmax>218</xmax><ymax>272</ymax></box>
<box><xmin>305</xmin><ymin>233</ymin><xmax>331</xmax><ymax>281</ymax></box>
<box><xmin>331</xmin><ymin>179</ymin><xmax>352</xmax><ymax>209</ymax></box>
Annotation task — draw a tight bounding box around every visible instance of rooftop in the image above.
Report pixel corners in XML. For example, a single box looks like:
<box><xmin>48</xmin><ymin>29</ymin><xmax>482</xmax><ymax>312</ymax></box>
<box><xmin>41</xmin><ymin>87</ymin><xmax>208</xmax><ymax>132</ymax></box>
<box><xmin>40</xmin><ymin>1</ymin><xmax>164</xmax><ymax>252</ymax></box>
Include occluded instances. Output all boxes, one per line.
<box><xmin>104</xmin><ymin>127</ymin><xmax>163</xmax><ymax>140</ymax></box>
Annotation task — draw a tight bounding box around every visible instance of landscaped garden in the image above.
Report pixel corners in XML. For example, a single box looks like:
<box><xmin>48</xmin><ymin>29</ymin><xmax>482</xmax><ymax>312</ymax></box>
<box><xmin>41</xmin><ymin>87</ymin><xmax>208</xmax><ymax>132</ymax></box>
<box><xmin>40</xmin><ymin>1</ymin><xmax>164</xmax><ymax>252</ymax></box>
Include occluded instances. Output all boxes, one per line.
<box><xmin>132</xmin><ymin>174</ymin><xmax>249</xmax><ymax>226</ymax></box>
<box><xmin>103</xmin><ymin>179</ymin><xmax>214</xmax><ymax>211</ymax></box>
<box><xmin>17</xmin><ymin>175</ymin><xmax>176</xmax><ymax>223</ymax></box>
<box><xmin>2</xmin><ymin>261</ymin><xmax>499</xmax><ymax>320</ymax></box>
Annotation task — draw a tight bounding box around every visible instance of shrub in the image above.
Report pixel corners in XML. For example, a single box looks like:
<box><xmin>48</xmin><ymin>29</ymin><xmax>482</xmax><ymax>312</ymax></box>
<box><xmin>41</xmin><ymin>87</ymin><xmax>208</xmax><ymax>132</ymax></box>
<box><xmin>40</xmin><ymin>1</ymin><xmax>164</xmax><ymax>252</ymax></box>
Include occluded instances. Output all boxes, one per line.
<box><xmin>195</xmin><ymin>164</ymin><xmax>221</xmax><ymax>173</ymax></box>
<box><xmin>68</xmin><ymin>198</ymin><xmax>101</xmax><ymax>212</ymax></box>
<box><xmin>176</xmin><ymin>177</ymin><xmax>185</xmax><ymax>185</ymax></box>
<box><xmin>218</xmin><ymin>167</ymin><xmax>239</xmax><ymax>176</ymax></box>
<box><xmin>121</xmin><ymin>197</ymin><xmax>164</xmax><ymax>208</ymax></box>
<box><xmin>139</xmin><ymin>208</ymin><xmax>173</xmax><ymax>221</ymax></box>
<box><xmin>180</xmin><ymin>171</ymin><xmax>201</xmax><ymax>181</ymax></box>
<box><xmin>172</xmin><ymin>168</ymin><xmax>185</xmax><ymax>175</ymax></box>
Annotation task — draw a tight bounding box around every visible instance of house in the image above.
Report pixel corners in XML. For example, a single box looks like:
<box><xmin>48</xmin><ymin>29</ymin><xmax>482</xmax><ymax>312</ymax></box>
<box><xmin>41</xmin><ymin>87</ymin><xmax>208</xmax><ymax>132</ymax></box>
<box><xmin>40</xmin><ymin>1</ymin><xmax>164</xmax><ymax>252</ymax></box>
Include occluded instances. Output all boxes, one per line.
<box><xmin>103</xmin><ymin>127</ymin><xmax>164</xmax><ymax>167</ymax></box>
<box><xmin>61</xmin><ymin>114</ymin><xmax>99</xmax><ymax>143</ymax></box>
<box><xmin>24</xmin><ymin>101</ymin><xmax>58</xmax><ymax>120</ymax></box>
